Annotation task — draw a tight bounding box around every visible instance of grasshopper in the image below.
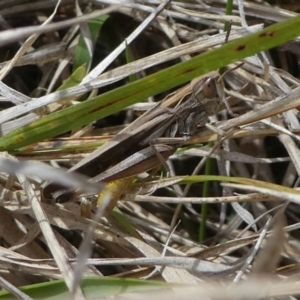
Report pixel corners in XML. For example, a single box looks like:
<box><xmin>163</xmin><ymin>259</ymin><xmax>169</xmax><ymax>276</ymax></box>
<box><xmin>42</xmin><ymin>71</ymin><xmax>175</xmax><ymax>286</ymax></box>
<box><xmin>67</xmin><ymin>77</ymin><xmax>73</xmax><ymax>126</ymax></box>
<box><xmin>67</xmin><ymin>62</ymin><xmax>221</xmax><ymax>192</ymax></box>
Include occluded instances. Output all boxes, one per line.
<box><xmin>42</xmin><ymin>71</ymin><xmax>224</xmax><ymax>209</ymax></box>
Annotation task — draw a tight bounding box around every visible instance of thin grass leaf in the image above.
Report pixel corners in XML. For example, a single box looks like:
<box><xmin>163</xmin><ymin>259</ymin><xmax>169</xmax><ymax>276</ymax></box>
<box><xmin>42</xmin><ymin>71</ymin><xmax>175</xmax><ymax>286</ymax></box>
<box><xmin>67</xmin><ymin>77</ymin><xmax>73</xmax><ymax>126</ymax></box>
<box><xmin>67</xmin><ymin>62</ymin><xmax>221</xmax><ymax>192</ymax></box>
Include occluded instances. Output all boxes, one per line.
<box><xmin>73</xmin><ymin>15</ymin><xmax>109</xmax><ymax>72</ymax></box>
<box><xmin>0</xmin><ymin>277</ymin><xmax>170</xmax><ymax>300</ymax></box>
<box><xmin>182</xmin><ymin>175</ymin><xmax>300</xmax><ymax>201</ymax></box>
<box><xmin>57</xmin><ymin>65</ymin><xmax>87</xmax><ymax>91</ymax></box>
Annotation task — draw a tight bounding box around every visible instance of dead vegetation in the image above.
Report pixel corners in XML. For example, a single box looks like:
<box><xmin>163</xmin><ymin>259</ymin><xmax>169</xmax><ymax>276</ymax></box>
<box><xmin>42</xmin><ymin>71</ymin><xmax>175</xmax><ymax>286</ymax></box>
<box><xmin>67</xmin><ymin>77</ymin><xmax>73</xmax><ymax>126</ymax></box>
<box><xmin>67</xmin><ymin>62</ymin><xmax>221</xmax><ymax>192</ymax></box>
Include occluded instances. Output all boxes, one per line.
<box><xmin>0</xmin><ymin>0</ymin><xmax>300</xmax><ymax>299</ymax></box>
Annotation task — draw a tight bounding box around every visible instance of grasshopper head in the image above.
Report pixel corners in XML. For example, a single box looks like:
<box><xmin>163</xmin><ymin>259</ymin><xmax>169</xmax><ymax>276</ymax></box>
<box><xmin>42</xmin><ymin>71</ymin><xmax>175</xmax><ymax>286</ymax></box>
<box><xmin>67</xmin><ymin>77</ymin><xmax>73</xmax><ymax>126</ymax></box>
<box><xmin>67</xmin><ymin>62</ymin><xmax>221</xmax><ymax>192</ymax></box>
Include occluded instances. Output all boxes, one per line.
<box><xmin>191</xmin><ymin>73</ymin><xmax>224</xmax><ymax>116</ymax></box>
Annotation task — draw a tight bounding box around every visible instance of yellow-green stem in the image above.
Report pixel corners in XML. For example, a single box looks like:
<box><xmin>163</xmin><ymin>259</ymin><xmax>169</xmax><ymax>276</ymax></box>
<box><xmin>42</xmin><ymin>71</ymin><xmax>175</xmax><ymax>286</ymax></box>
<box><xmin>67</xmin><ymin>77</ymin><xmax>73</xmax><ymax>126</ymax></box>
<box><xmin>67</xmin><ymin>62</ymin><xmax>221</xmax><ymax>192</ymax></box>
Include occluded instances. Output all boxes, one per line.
<box><xmin>224</xmin><ymin>0</ymin><xmax>233</xmax><ymax>32</ymax></box>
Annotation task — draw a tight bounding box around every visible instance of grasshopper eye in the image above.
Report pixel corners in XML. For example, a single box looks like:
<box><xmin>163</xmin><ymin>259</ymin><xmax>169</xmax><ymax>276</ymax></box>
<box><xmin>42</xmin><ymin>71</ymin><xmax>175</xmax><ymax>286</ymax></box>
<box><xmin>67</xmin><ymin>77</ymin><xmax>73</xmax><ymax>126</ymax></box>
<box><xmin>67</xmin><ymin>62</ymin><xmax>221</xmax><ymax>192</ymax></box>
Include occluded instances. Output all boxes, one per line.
<box><xmin>202</xmin><ymin>78</ymin><xmax>217</xmax><ymax>98</ymax></box>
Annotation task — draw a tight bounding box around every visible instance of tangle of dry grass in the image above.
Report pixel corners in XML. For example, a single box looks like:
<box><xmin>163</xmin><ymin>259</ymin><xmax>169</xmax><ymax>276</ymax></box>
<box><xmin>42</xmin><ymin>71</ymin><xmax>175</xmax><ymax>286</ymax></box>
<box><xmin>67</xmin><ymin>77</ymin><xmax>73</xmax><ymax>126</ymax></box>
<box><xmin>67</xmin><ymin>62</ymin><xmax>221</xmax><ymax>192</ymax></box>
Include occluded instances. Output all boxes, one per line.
<box><xmin>0</xmin><ymin>0</ymin><xmax>299</xmax><ymax>299</ymax></box>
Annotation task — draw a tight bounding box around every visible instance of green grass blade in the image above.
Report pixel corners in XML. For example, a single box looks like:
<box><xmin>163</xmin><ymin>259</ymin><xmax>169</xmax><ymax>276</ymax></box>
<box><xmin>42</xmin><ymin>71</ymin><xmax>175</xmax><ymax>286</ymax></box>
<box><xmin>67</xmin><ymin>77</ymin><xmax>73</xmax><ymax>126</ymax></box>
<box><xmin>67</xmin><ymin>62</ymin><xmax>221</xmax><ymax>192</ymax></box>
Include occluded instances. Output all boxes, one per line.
<box><xmin>180</xmin><ymin>175</ymin><xmax>300</xmax><ymax>196</ymax></box>
<box><xmin>73</xmin><ymin>14</ymin><xmax>109</xmax><ymax>72</ymax></box>
<box><xmin>57</xmin><ymin>65</ymin><xmax>86</xmax><ymax>91</ymax></box>
<box><xmin>0</xmin><ymin>277</ymin><xmax>170</xmax><ymax>299</ymax></box>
